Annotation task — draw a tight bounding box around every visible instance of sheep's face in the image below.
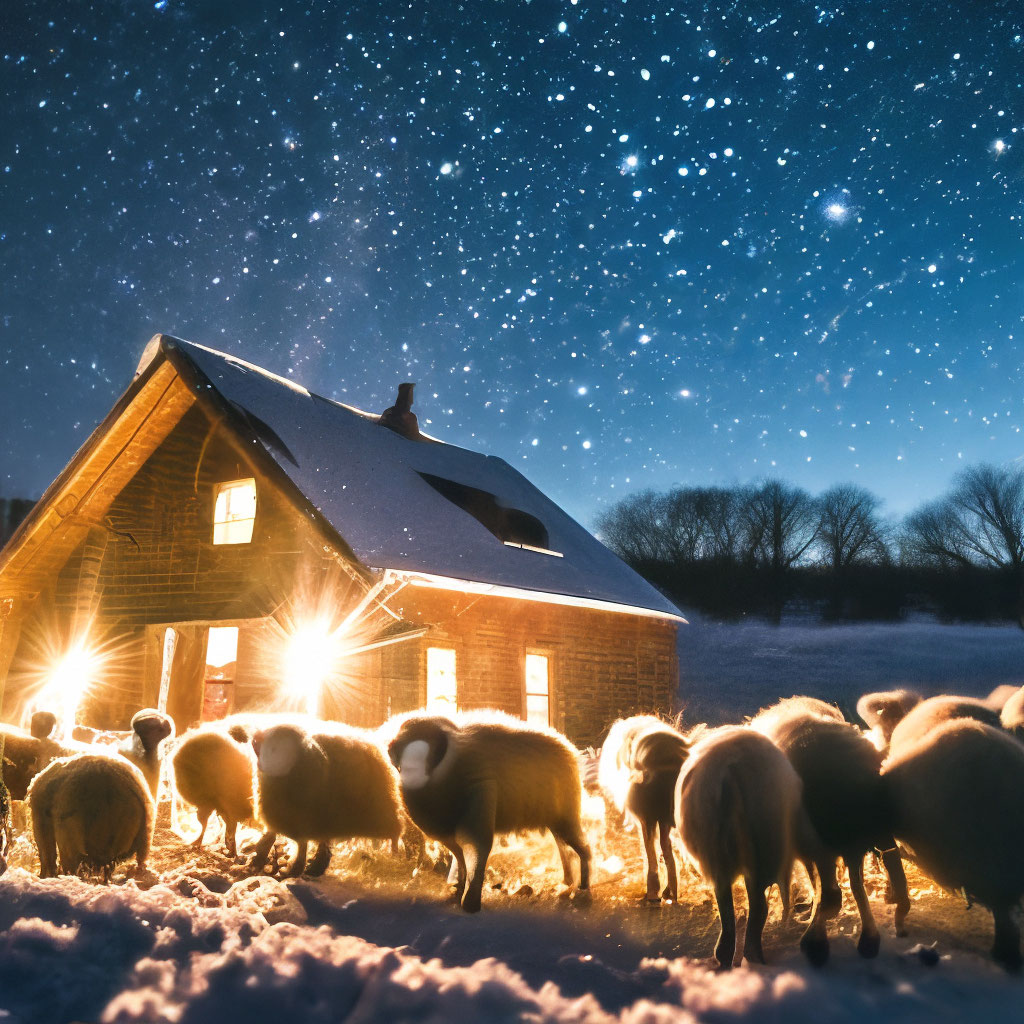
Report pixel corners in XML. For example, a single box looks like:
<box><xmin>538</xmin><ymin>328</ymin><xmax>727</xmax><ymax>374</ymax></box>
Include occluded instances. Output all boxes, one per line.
<box><xmin>397</xmin><ymin>740</ymin><xmax>434</xmax><ymax>790</ymax></box>
<box><xmin>388</xmin><ymin>718</ymin><xmax>451</xmax><ymax>789</ymax></box>
<box><xmin>132</xmin><ymin>710</ymin><xmax>174</xmax><ymax>753</ymax></box>
<box><xmin>29</xmin><ymin>711</ymin><xmax>57</xmax><ymax>740</ymax></box>
<box><xmin>258</xmin><ymin>726</ymin><xmax>302</xmax><ymax>777</ymax></box>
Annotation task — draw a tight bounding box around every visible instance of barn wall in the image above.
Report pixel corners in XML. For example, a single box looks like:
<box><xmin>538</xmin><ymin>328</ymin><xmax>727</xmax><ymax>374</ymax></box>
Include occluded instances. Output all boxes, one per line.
<box><xmin>381</xmin><ymin>586</ymin><xmax>678</xmax><ymax>747</ymax></box>
<box><xmin>2</xmin><ymin>404</ymin><xmax>377</xmax><ymax>731</ymax></box>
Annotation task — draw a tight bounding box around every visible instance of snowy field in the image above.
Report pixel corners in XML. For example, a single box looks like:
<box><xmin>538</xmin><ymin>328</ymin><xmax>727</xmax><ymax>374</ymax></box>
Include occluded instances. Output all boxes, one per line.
<box><xmin>3</xmin><ymin>617</ymin><xmax>1024</xmax><ymax>1023</ymax></box>
<box><xmin>677</xmin><ymin>612</ymin><xmax>1024</xmax><ymax>726</ymax></box>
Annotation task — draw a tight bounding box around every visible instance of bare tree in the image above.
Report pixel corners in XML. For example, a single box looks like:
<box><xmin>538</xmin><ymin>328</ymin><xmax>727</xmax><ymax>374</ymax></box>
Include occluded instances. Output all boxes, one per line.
<box><xmin>594</xmin><ymin>490</ymin><xmax>673</xmax><ymax>565</ymax></box>
<box><xmin>816</xmin><ymin>483</ymin><xmax>889</xmax><ymax>571</ymax></box>
<box><xmin>904</xmin><ymin>464</ymin><xmax>1024</xmax><ymax>571</ymax></box>
<box><xmin>742</xmin><ymin>479</ymin><xmax>819</xmax><ymax>572</ymax></box>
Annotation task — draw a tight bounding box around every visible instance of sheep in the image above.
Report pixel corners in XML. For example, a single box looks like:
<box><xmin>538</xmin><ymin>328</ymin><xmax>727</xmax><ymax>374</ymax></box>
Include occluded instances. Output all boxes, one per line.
<box><xmin>28</xmin><ymin>752</ymin><xmax>154</xmax><ymax>880</ymax></box>
<box><xmin>887</xmin><ymin>695</ymin><xmax>1001</xmax><ymax>758</ymax></box>
<box><xmin>855</xmin><ymin>689</ymin><xmax>922</xmax><ymax>748</ymax></box>
<box><xmin>598</xmin><ymin>715</ymin><xmax>690</xmax><ymax>901</ymax></box>
<box><xmin>28</xmin><ymin>711</ymin><xmax>58</xmax><ymax>740</ymax></box>
<box><xmin>752</xmin><ymin>703</ymin><xmax>910</xmax><ymax>957</ymax></box>
<box><xmin>675</xmin><ymin>725</ymin><xmax>833</xmax><ymax>969</ymax></box>
<box><xmin>882</xmin><ymin>719</ymin><xmax>1024</xmax><ymax>970</ymax></box>
<box><xmin>0</xmin><ymin>713</ymin><xmax>68</xmax><ymax>802</ymax></box>
<box><xmin>751</xmin><ymin>696</ymin><xmax>845</xmax><ymax>736</ymax></box>
<box><xmin>998</xmin><ymin>685</ymin><xmax>1024</xmax><ymax>739</ymax></box>
<box><xmin>251</xmin><ymin>721</ymin><xmax>404</xmax><ymax>879</ymax></box>
<box><xmin>172</xmin><ymin>724</ymin><xmax>257</xmax><ymax>857</ymax></box>
<box><xmin>985</xmin><ymin>684</ymin><xmax>1021</xmax><ymax>713</ymax></box>
<box><xmin>387</xmin><ymin>711</ymin><xmax>591</xmax><ymax>913</ymax></box>
<box><xmin>117</xmin><ymin>708</ymin><xmax>174</xmax><ymax>798</ymax></box>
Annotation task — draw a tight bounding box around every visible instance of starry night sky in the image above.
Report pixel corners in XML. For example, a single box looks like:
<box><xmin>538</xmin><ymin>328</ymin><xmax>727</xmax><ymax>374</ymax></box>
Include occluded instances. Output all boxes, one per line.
<box><xmin>3</xmin><ymin>0</ymin><xmax>1024</xmax><ymax>529</ymax></box>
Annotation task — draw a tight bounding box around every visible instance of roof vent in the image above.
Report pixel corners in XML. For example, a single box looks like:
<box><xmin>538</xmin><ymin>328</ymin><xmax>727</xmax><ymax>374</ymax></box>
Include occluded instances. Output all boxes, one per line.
<box><xmin>378</xmin><ymin>382</ymin><xmax>423</xmax><ymax>440</ymax></box>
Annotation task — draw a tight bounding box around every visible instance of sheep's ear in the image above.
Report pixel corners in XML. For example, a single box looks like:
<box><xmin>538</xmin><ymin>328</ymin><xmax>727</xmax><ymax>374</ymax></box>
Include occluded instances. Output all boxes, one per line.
<box><xmin>386</xmin><ymin>736</ymin><xmax>402</xmax><ymax>768</ymax></box>
<box><xmin>133</xmin><ymin>711</ymin><xmax>174</xmax><ymax>752</ymax></box>
<box><xmin>426</xmin><ymin>726</ymin><xmax>449</xmax><ymax>772</ymax></box>
<box><xmin>226</xmin><ymin>724</ymin><xmax>250</xmax><ymax>745</ymax></box>
<box><xmin>30</xmin><ymin>711</ymin><xmax>57</xmax><ymax>740</ymax></box>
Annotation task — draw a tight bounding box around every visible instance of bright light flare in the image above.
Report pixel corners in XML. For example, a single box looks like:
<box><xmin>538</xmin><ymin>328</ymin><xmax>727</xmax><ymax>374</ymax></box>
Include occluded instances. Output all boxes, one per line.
<box><xmin>39</xmin><ymin>640</ymin><xmax>103</xmax><ymax>742</ymax></box>
<box><xmin>282</xmin><ymin>619</ymin><xmax>345</xmax><ymax>715</ymax></box>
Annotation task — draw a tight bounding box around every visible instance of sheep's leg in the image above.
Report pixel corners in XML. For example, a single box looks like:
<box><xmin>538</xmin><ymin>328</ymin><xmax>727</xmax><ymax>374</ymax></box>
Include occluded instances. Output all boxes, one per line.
<box><xmin>553</xmin><ymin>833</ymin><xmax>575</xmax><ymax>886</ymax></box>
<box><xmin>992</xmin><ymin>906</ymin><xmax>1022</xmax><ymax>972</ymax></box>
<box><xmin>223</xmin><ymin>818</ymin><xmax>238</xmax><ymax>859</ymax></box>
<box><xmin>879</xmin><ymin>842</ymin><xmax>910</xmax><ymax>936</ymax></box>
<box><xmin>555</xmin><ymin>818</ymin><xmax>591</xmax><ymax>892</ymax></box>
<box><xmin>659</xmin><ymin>819</ymin><xmax>678</xmax><ymax>901</ymax></box>
<box><xmin>845</xmin><ymin>853</ymin><xmax>880</xmax><ymax>958</ymax></box>
<box><xmin>742</xmin><ymin>876</ymin><xmax>769</xmax><ymax>964</ymax></box>
<box><xmin>806</xmin><ymin>856</ymin><xmax>842</xmax><ymax>920</ymax></box>
<box><xmin>459</xmin><ymin>783</ymin><xmax>497</xmax><ymax>913</ymax></box>
<box><xmin>447</xmin><ymin>841</ymin><xmax>468</xmax><ymax>903</ymax></box>
<box><xmin>796</xmin><ymin>862</ymin><xmax>831</xmax><ymax>968</ymax></box>
<box><xmin>283</xmin><ymin>839</ymin><xmax>308</xmax><ymax>878</ymax></box>
<box><xmin>249</xmin><ymin>830</ymin><xmax>277</xmax><ymax>874</ymax></box>
<box><xmin>192</xmin><ymin>809</ymin><xmax>212</xmax><ymax>850</ymax></box>
<box><xmin>33</xmin><ymin>813</ymin><xmax>58</xmax><ymax>879</ymax></box>
<box><xmin>713</xmin><ymin>878</ymin><xmax>737</xmax><ymax>969</ymax></box>
<box><xmin>639</xmin><ymin>817</ymin><xmax>660</xmax><ymax>901</ymax></box>
<box><xmin>306</xmin><ymin>841</ymin><xmax>332</xmax><ymax>877</ymax></box>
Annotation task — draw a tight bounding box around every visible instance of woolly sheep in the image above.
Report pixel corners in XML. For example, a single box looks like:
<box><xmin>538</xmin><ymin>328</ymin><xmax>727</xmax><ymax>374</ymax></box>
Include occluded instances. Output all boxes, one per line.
<box><xmin>28</xmin><ymin>752</ymin><xmax>154</xmax><ymax>879</ymax></box>
<box><xmin>887</xmin><ymin>695</ymin><xmax>1001</xmax><ymax>758</ymax></box>
<box><xmin>0</xmin><ymin>713</ymin><xmax>66</xmax><ymax>801</ymax></box>
<box><xmin>855</xmin><ymin>689</ymin><xmax>922</xmax><ymax>748</ymax></box>
<box><xmin>252</xmin><ymin>721</ymin><xmax>404</xmax><ymax>878</ymax></box>
<box><xmin>598</xmin><ymin>715</ymin><xmax>690</xmax><ymax>901</ymax></box>
<box><xmin>387</xmin><ymin>711</ymin><xmax>591</xmax><ymax>913</ymax></box>
<box><xmin>675</xmin><ymin>725</ymin><xmax>832</xmax><ymax>969</ymax></box>
<box><xmin>998</xmin><ymin>686</ymin><xmax>1024</xmax><ymax>739</ymax></box>
<box><xmin>117</xmin><ymin>709</ymin><xmax>174</xmax><ymax>798</ymax></box>
<box><xmin>752</xmin><ymin>702</ymin><xmax>910</xmax><ymax>956</ymax></box>
<box><xmin>173</xmin><ymin>724</ymin><xmax>256</xmax><ymax>857</ymax></box>
<box><xmin>751</xmin><ymin>696</ymin><xmax>845</xmax><ymax>736</ymax></box>
<box><xmin>985</xmin><ymin>684</ymin><xmax>1021</xmax><ymax>713</ymax></box>
<box><xmin>883</xmin><ymin>719</ymin><xmax>1024</xmax><ymax>970</ymax></box>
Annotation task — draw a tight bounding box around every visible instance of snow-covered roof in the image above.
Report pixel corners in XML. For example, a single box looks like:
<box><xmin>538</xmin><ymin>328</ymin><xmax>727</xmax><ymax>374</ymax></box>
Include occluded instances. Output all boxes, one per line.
<box><xmin>147</xmin><ymin>337</ymin><xmax>681</xmax><ymax>620</ymax></box>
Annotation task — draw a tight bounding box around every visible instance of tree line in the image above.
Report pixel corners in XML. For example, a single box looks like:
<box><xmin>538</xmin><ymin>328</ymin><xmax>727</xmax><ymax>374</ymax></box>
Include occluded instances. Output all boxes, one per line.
<box><xmin>595</xmin><ymin>464</ymin><xmax>1024</xmax><ymax>624</ymax></box>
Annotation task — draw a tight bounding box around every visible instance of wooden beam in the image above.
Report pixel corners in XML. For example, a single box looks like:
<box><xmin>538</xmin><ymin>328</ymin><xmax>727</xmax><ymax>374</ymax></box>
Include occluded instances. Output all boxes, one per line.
<box><xmin>0</xmin><ymin>362</ymin><xmax>195</xmax><ymax>593</ymax></box>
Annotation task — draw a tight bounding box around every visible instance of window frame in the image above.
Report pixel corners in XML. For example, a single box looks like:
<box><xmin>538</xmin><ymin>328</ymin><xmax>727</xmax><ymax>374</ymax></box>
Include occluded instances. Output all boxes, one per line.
<box><xmin>212</xmin><ymin>477</ymin><xmax>258</xmax><ymax>545</ymax></box>
<box><xmin>425</xmin><ymin>645</ymin><xmax>458</xmax><ymax>714</ymax></box>
<box><xmin>523</xmin><ymin>649</ymin><xmax>553</xmax><ymax>728</ymax></box>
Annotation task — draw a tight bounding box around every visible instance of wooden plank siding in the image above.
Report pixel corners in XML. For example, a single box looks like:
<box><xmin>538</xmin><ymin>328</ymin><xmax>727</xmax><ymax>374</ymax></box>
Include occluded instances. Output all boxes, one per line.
<box><xmin>0</xmin><ymin>357</ymin><xmax>679</xmax><ymax>746</ymax></box>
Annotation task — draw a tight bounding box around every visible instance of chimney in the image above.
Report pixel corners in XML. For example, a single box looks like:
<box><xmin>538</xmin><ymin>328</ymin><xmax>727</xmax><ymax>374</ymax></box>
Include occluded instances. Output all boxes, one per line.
<box><xmin>378</xmin><ymin>382</ymin><xmax>422</xmax><ymax>440</ymax></box>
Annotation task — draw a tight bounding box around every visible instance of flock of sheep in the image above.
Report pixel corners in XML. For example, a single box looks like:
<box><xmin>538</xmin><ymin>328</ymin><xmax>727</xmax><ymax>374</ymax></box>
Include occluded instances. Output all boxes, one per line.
<box><xmin>2</xmin><ymin>683</ymin><xmax>1024</xmax><ymax>973</ymax></box>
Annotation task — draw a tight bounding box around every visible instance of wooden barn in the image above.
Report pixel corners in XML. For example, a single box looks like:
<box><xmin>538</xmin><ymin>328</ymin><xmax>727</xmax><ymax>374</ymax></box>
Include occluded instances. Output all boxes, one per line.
<box><xmin>0</xmin><ymin>336</ymin><xmax>682</xmax><ymax>746</ymax></box>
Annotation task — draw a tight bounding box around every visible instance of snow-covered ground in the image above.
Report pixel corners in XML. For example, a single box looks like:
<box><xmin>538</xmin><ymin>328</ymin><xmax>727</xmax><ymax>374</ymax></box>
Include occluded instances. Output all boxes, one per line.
<box><xmin>678</xmin><ymin>612</ymin><xmax>1024</xmax><ymax>725</ymax></box>
<box><xmin>3</xmin><ymin>616</ymin><xmax>1024</xmax><ymax>1023</ymax></box>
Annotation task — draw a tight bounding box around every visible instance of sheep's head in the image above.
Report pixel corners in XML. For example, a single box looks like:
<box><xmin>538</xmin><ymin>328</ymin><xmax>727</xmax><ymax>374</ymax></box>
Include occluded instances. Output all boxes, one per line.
<box><xmin>226</xmin><ymin>723</ymin><xmax>251</xmax><ymax>745</ymax></box>
<box><xmin>131</xmin><ymin>709</ymin><xmax>175</xmax><ymax>753</ymax></box>
<box><xmin>29</xmin><ymin>711</ymin><xmax>57</xmax><ymax>740</ymax></box>
<box><xmin>387</xmin><ymin>716</ymin><xmax>452</xmax><ymax>789</ymax></box>
<box><xmin>856</xmin><ymin>690</ymin><xmax>921</xmax><ymax>741</ymax></box>
<box><xmin>258</xmin><ymin>724</ymin><xmax>324</xmax><ymax>778</ymax></box>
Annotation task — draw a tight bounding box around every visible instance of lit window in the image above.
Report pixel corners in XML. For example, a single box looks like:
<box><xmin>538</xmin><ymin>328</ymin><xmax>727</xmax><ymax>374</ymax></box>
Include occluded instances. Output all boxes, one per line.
<box><xmin>426</xmin><ymin>647</ymin><xmax>457</xmax><ymax>713</ymax></box>
<box><xmin>213</xmin><ymin>478</ymin><xmax>257</xmax><ymax>544</ymax></box>
<box><xmin>525</xmin><ymin>653</ymin><xmax>550</xmax><ymax>727</ymax></box>
<box><xmin>202</xmin><ymin>626</ymin><xmax>238</xmax><ymax>721</ymax></box>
